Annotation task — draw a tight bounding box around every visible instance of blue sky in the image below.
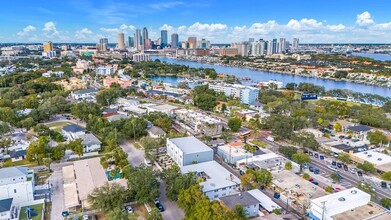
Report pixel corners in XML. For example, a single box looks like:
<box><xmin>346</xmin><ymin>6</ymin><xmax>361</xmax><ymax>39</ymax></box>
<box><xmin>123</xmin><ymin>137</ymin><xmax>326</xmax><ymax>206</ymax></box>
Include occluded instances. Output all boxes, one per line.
<box><xmin>1</xmin><ymin>0</ymin><xmax>391</xmax><ymax>43</ymax></box>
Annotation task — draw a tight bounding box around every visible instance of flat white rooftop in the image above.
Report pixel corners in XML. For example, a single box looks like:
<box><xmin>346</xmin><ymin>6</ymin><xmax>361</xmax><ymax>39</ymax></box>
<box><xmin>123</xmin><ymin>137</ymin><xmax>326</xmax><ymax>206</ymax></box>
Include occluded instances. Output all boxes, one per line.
<box><xmin>180</xmin><ymin>161</ymin><xmax>240</xmax><ymax>192</ymax></box>
<box><xmin>169</xmin><ymin>136</ymin><xmax>213</xmax><ymax>155</ymax></box>
<box><xmin>353</xmin><ymin>149</ymin><xmax>391</xmax><ymax>166</ymax></box>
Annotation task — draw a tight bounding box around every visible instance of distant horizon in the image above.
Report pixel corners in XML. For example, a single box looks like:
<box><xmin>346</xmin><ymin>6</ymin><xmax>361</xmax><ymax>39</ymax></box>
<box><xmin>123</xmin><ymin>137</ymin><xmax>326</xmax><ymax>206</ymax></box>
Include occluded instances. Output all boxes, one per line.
<box><xmin>1</xmin><ymin>1</ymin><xmax>391</xmax><ymax>43</ymax></box>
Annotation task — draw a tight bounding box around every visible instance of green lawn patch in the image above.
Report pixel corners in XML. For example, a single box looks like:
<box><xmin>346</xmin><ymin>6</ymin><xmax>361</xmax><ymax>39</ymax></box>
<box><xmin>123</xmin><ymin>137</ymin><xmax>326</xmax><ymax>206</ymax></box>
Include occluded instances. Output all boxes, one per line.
<box><xmin>20</xmin><ymin>203</ymin><xmax>44</xmax><ymax>220</ymax></box>
<box><xmin>46</xmin><ymin>121</ymin><xmax>72</xmax><ymax>130</ymax></box>
<box><xmin>250</xmin><ymin>140</ymin><xmax>268</xmax><ymax>148</ymax></box>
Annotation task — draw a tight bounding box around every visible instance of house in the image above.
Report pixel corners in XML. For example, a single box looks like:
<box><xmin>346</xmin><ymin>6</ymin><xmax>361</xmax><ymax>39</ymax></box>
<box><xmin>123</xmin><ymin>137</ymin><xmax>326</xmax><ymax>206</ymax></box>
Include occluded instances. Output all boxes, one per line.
<box><xmin>247</xmin><ymin>189</ymin><xmax>281</xmax><ymax>215</ymax></box>
<box><xmin>103</xmin><ymin>76</ymin><xmax>131</xmax><ymax>88</ymax></box>
<box><xmin>167</xmin><ymin>136</ymin><xmax>213</xmax><ymax>167</ymax></box>
<box><xmin>217</xmin><ymin>142</ymin><xmax>253</xmax><ymax>164</ymax></box>
<box><xmin>347</xmin><ymin>125</ymin><xmax>373</xmax><ymax>140</ymax></box>
<box><xmin>10</xmin><ymin>150</ymin><xmax>26</xmax><ymax>162</ymax></box>
<box><xmin>181</xmin><ymin>161</ymin><xmax>240</xmax><ymax>200</ymax></box>
<box><xmin>300</xmin><ymin>128</ymin><xmax>323</xmax><ymax>138</ymax></box>
<box><xmin>0</xmin><ymin>167</ymin><xmax>34</xmax><ymax>204</ymax></box>
<box><xmin>147</xmin><ymin>126</ymin><xmax>166</xmax><ymax>138</ymax></box>
<box><xmin>308</xmin><ymin>187</ymin><xmax>389</xmax><ymax>220</ymax></box>
<box><xmin>81</xmin><ymin>134</ymin><xmax>101</xmax><ymax>152</ymax></box>
<box><xmin>236</xmin><ymin>153</ymin><xmax>300</xmax><ymax>173</ymax></box>
<box><xmin>70</xmin><ymin>88</ymin><xmax>98</xmax><ymax>101</ymax></box>
<box><xmin>249</xmin><ymin>101</ymin><xmax>263</xmax><ymax>111</ymax></box>
<box><xmin>0</xmin><ymin>198</ymin><xmax>13</xmax><ymax>220</ymax></box>
<box><xmin>220</xmin><ymin>191</ymin><xmax>260</xmax><ymax>217</ymax></box>
<box><xmin>7</xmin><ymin>132</ymin><xmax>32</xmax><ymax>152</ymax></box>
<box><xmin>106</xmin><ymin>114</ymin><xmax>129</xmax><ymax>122</ymax></box>
<box><xmin>141</xmin><ymin>103</ymin><xmax>178</xmax><ymax>117</ymax></box>
<box><xmin>62</xmin><ymin>124</ymin><xmax>85</xmax><ymax>140</ymax></box>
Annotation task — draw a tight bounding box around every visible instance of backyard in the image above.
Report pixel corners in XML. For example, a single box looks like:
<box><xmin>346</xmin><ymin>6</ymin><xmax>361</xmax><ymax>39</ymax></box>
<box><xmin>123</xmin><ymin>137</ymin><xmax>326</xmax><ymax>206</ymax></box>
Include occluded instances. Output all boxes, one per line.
<box><xmin>46</xmin><ymin>121</ymin><xmax>72</xmax><ymax>132</ymax></box>
<box><xmin>19</xmin><ymin>203</ymin><xmax>44</xmax><ymax>220</ymax></box>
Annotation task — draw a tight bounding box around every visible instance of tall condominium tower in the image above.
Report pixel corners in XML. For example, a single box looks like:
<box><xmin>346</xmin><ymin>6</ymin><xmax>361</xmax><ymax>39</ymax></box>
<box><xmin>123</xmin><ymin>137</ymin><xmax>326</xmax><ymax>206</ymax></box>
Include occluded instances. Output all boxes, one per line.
<box><xmin>187</xmin><ymin>37</ymin><xmax>197</xmax><ymax>49</ymax></box>
<box><xmin>118</xmin><ymin>33</ymin><xmax>125</xmax><ymax>50</ymax></box>
<box><xmin>99</xmin><ymin>38</ymin><xmax>108</xmax><ymax>51</ymax></box>
<box><xmin>142</xmin><ymin>27</ymin><xmax>148</xmax><ymax>49</ymax></box>
<box><xmin>43</xmin><ymin>41</ymin><xmax>53</xmax><ymax>52</ymax></box>
<box><xmin>134</xmin><ymin>29</ymin><xmax>142</xmax><ymax>51</ymax></box>
<box><xmin>161</xmin><ymin>30</ymin><xmax>168</xmax><ymax>48</ymax></box>
<box><xmin>171</xmin><ymin>33</ymin><xmax>179</xmax><ymax>48</ymax></box>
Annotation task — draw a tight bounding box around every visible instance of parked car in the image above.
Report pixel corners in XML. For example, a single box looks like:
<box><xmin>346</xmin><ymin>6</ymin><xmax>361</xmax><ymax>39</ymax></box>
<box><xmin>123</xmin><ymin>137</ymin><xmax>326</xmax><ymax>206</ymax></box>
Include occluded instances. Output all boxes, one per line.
<box><xmin>308</xmin><ymin>177</ymin><xmax>314</xmax><ymax>182</ymax></box>
<box><xmin>314</xmin><ymin>153</ymin><xmax>319</xmax><ymax>158</ymax></box>
<box><xmin>309</xmin><ymin>152</ymin><xmax>314</xmax><ymax>156</ymax></box>
<box><xmin>312</xmin><ymin>181</ymin><xmax>319</xmax><ymax>185</ymax></box>
<box><xmin>38</xmin><ymin>167</ymin><xmax>48</xmax><ymax>172</ymax></box>
<box><xmin>144</xmin><ymin>158</ymin><xmax>152</xmax><ymax>166</ymax></box>
<box><xmin>302</xmin><ymin>163</ymin><xmax>308</xmax><ymax>169</ymax></box>
<box><xmin>343</xmin><ymin>164</ymin><xmax>348</xmax><ymax>171</ymax></box>
<box><xmin>381</xmin><ymin>181</ymin><xmax>388</xmax><ymax>188</ymax></box>
<box><xmin>320</xmin><ymin>155</ymin><xmax>325</xmax><ymax>160</ymax></box>
<box><xmin>155</xmin><ymin>202</ymin><xmax>165</xmax><ymax>212</ymax></box>
<box><xmin>125</xmin><ymin>205</ymin><xmax>133</xmax><ymax>213</ymax></box>
<box><xmin>334</xmin><ymin>187</ymin><xmax>342</xmax><ymax>191</ymax></box>
<box><xmin>327</xmin><ymin>165</ymin><xmax>337</xmax><ymax>172</ymax></box>
<box><xmin>332</xmin><ymin>161</ymin><xmax>337</xmax><ymax>166</ymax></box>
<box><xmin>314</xmin><ymin>169</ymin><xmax>320</xmax><ymax>174</ymax></box>
<box><xmin>357</xmin><ymin>171</ymin><xmax>363</xmax><ymax>176</ymax></box>
<box><xmin>61</xmin><ymin>211</ymin><xmax>69</xmax><ymax>217</ymax></box>
<box><xmin>82</xmin><ymin>215</ymin><xmax>89</xmax><ymax>220</ymax></box>
<box><xmin>337</xmin><ymin>163</ymin><xmax>342</xmax><ymax>168</ymax></box>
<box><xmin>309</xmin><ymin>166</ymin><xmax>314</xmax><ymax>172</ymax></box>
<box><xmin>349</xmin><ymin>168</ymin><xmax>356</xmax><ymax>174</ymax></box>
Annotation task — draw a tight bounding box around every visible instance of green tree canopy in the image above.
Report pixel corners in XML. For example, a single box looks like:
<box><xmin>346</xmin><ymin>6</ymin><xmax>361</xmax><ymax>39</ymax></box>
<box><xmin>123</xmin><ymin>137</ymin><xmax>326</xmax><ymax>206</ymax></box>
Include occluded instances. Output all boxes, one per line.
<box><xmin>87</xmin><ymin>182</ymin><xmax>128</xmax><ymax>212</ymax></box>
<box><xmin>228</xmin><ymin>117</ymin><xmax>242</xmax><ymax>132</ymax></box>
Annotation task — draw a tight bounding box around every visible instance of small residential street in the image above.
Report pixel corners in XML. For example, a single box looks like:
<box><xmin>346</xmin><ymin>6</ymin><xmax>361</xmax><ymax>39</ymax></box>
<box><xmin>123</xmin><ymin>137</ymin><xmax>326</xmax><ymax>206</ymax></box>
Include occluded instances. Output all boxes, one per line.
<box><xmin>120</xmin><ymin>141</ymin><xmax>145</xmax><ymax>167</ymax></box>
<box><xmin>159</xmin><ymin>181</ymin><xmax>185</xmax><ymax>220</ymax></box>
<box><xmin>49</xmin><ymin>162</ymin><xmax>73</xmax><ymax>220</ymax></box>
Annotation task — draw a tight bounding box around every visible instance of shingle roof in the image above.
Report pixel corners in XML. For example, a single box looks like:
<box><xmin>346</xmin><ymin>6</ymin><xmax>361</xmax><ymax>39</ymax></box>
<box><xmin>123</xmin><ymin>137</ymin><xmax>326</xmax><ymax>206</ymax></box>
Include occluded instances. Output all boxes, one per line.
<box><xmin>347</xmin><ymin>125</ymin><xmax>372</xmax><ymax>132</ymax></box>
<box><xmin>148</xmin><ymin>126</ymin><xmax>166</xmax><ymax>136</ymax></box>
<box><xmin>81</xmin><ymin>133</ymin><xmax>101</xmax><ymax>146</ymax></box>
<box><xmin>0</xmin><ymin>166</ymin><xmax>28</xmax><ymax>179</ymax></box>
<box><xmin>10</xmin><ymin>150</ymin><xmax>26</xmax><ymax>158</ymax></box>
<box><xmin>0</xmin><ymin>198</ymin><xmax>13</xmax><ymax>212</ymax></box>
<box><xmin>62</xmin><ymin>124</ymin><xmax>85</xmax><ymax>133</ymax></box>
<box><xmin>220</xmin><ymin>191</ymin><xmax>259</xmax><ymax>209</ymax></box>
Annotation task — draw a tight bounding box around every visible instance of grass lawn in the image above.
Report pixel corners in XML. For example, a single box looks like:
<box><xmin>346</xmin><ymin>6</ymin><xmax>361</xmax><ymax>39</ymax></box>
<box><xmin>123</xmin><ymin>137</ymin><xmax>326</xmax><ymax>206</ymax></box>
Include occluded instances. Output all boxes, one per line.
<box><xmin>46</xmin><ymin>121</ymin><xmax>72</xmax><ymax>130</ymax></box>
<box><xmin>20</xmin><ymin>203</ymin><xmax>44</xmax><ymax>220</ymax></box>
<box><xmin>12</xmin><ymin>160</ymin><xmax>37</xmax><ymax>167</ymax></box>
<box><xmin>250</xmin><ymin>139</ymin><xmax>268</xmax><ymax>148</ymax></box>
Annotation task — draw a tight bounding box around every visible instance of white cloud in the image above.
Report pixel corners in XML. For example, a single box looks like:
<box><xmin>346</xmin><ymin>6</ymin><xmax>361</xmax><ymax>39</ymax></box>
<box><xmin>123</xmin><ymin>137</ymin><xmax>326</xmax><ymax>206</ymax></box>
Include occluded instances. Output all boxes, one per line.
<box><xmin>43</xmin><ymin>21</ymin><xmax>59</xmax><ymax>37</ymax></box>
<box><xmin>286</xmin><ymin>18</ymin><xmax>322</xmax><ymax>30</ymax></box>
<box><xmin>149</xmin><ymin>1</ymin><xmax>183</xmax><ymax>10</ymax></box>
<box><xmin>160</xmin><ymin>24</ymin><xmax>175</xmax><ymax>32</ymax></box>
<box><xmin>356</xmin><ymin>11</ymin><xmax>374</xmax><ymax>27</ymax></box>
<box><xmin>17</xmin><ymin>25</ymin><xmax>36</xmax><ymax>36</ymax></box>
<box><xmin>100</xmin><ymin>24</ymin><xmax>136</xmax><ymax>33</ymax></box>
<box><xmin>327</xmin><ymin>24</ymin><xmax>346</xmax><ymax>32</ymax></box>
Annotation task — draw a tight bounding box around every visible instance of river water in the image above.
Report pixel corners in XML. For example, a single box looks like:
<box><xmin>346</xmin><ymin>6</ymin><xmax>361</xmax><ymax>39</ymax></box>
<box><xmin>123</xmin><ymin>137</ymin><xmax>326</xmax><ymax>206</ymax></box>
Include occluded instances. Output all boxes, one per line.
<box><xmin>352</xmin><ymin>52</ymin><xmax>391</xmax><ymax>61</ymax></box>
<box><xmin>150</xmin><ymin>56</ymin><xmax>391</xmax><ymax>98</ymax></box>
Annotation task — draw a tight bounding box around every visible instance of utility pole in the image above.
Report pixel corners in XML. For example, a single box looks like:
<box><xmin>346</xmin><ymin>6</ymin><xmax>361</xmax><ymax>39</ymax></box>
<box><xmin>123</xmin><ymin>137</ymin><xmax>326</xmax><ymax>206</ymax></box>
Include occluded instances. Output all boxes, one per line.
<box><xmin>321</xmin><ymin>201</ymin><xmax>326</xmax><ymax>220</ymax></box>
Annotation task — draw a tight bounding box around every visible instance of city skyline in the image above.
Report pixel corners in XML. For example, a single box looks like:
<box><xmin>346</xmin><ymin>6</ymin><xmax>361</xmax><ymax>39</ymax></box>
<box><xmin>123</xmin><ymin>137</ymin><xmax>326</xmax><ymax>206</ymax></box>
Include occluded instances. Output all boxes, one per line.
<box><xmin>2</xmin><ymin>0</ymin><xmax>391</xmax><ymax>43</ymax></box>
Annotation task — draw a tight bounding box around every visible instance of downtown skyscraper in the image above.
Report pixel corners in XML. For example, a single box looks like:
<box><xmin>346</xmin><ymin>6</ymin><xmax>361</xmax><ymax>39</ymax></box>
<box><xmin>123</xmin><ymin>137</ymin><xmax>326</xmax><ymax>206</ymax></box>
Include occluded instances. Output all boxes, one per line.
<box><xmin>118</xmin><ymin>33</ymin><xmax>125</xmax><ymax>50</ymax></box>
<box><xmin>134</xmin><ymin>29</ymin><xmax>142</xmax><ymax>50</ymax></box>
<box><xmin>171</xmin><ymin>33</ymin><xmax>179</xmax><ymax>48</ymax></box>
<box><xmin>161</xmin><ymin>30</ymin><xmax>168</xmax><ymax>48</ymax></box>
<box><xmin>142</xmin><ymin>27</ymin><xmax>148</xmax><ymax>50</ymax></box>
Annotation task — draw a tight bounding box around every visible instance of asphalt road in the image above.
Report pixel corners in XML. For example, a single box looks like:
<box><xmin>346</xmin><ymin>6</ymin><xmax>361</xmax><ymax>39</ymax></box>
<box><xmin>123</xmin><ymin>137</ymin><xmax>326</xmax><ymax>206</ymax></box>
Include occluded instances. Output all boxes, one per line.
<box><xmin>263</xmin><ymin>138</ymin><xmax>391</xmax><ymax>202</ymax></box>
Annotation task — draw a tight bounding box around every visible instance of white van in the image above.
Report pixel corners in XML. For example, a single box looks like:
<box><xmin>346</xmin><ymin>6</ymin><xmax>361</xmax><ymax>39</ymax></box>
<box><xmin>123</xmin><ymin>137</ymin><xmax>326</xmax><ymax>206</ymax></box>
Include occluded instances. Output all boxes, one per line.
<box><xmin>144</xmin><ymin>158</ymin><xmax>152</xmax><ymax>166</ymax></box>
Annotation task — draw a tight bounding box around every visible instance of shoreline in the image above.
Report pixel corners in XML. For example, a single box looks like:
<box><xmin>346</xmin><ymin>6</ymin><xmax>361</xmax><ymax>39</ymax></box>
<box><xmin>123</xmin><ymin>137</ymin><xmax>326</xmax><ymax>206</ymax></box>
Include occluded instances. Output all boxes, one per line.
<box><xmin>159</xmin><ymin>56</ymin><xmax>391</xmax><ymax>89</ymax></box>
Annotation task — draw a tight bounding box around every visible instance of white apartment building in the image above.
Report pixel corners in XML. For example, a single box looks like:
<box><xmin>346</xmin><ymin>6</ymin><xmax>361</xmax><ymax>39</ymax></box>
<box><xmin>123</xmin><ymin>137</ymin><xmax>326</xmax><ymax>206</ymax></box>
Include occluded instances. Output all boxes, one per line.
<box><xmin>181</xmin><ymin>161</ymin><xmax>241</xmax><ymax>200</ymax></box>
<box><xmin>175</xmin><ymin>109</ymin><xmax>223</xmax><ymax>136</ymax></box>
<box><xmin>0</xmin><ymin>167</ymin><xmax>34</xmax><ymax>205</ymax></box>
<box><xmin>132</xmin><ymin>53</ymin><xmax>150</xmax><ymax>62</ymax></box>
<box><xmin>251</xmin><ymin>40</ymin><xmax>266</xmax><ymax>56</ymax></box>
<box><xmin>167</xmin><ymin>136</ymin><xmax>213</xmax><ymax>167</ymax></box>
<box><xmin>209</xmin><ymin>83</ymin><xmax>259</xmax><ymax>105</ymax></box>
<box><xmin>95</xmin><ymin>66</ymin><xmax>114</xmax><ymax>75</ymax></box>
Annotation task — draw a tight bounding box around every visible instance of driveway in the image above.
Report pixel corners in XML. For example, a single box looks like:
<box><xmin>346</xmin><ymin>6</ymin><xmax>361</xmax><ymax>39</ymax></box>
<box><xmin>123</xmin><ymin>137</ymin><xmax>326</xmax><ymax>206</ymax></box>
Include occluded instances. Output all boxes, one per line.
<box><xmin>159</xmin><ymin>181</ymin><xmax>184</xmax><ymax>220</ymax></box>
<box><xmin>48</xmin><ymin>163</ymin><xmax>70</xmax><ymax>220</ymax></box>
<box><xmin>120</xmin><ymin>141</ymin><xmax>145</xmax><ymax>167</ymax></box>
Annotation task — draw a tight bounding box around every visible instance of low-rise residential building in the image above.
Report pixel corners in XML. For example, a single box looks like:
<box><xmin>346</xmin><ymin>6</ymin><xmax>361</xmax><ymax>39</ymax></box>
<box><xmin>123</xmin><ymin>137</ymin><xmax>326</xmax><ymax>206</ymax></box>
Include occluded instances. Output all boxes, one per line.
<box><xmin>81</xmin><ymin>133</ymin><xmax>101</xmax><ymax>152</ymax></box>
<box><xmin>54</xmin><ymin>77</ymin><xmax>87</xmax><ymax>91</ymax></box>
<box><xmin>0</xmin><ymin>198</ymin><xmax>14</xmax><ymax>220</ymax></box>
<box><xmin>347</xmin><ymin>125</ymin><xmax>373</xmax><ymax>140</ymax></box>
<box><xmin>236</xmin><ymin>152</ymin><xmax>300</xmax><ymax>173</ymax></box>
<box><xmin>9</xmin><ymin>150</ymin><xmax>26</xmax><ymax>162</ymax></box>
<box><xmin>217</xmin><ymin>142</ymin><xmax>253</xmax><ymax>164</ymax></box>
<box><xmin>103</xmin><ymin>76</ymin><xmax>132</xmax><ymax>88</ymax></box>
<box><xmin>141</xmin><ymin>103</ymin><xmax>178</xmax><ymax>117</ymax></box>
<box><xmin>181</xmin><ymin>161</ymin><xmax>240</xmax><ymax>200</ymax></box>
<box><xmin>247</xmin><ymin>189</ymin><xmax>281</xmax><ymax>215</ymax></box>
<box><xmin>167</xmin><ymin>136</ymin><xmax>213</xmax><ymax>167</ymax></box>
<box><xmin>220</xmin><ymin>191</ymin><xmax>260</xmax><ymax>217</ymax></box>
<box><xmin>147</xmin><ymin>126</ymin><xmax>166</xmax><ymax>138</ymax></box>
<box><xmin>70</xmin><ymin>88</ymin><xmax>98</xmax><ymax>101</ymax></box>
<box><xmin>132</xmin><ymin>53</ymin><xmax>150</xmax><ymax>62</ymax></box>
<box><xmin>106</xmin><ymin>114</ymin><xmax>129</xmax><ymax>122</ymax></box>
<box><xmin>209</xmin><ymin>83</ymin><xmax>259</xmax><ymax>105</ymax></box>
<box><xmin>175</xmin><ymin>109</ymin><xmax>223</xmax><ymax>136</ymax></box>
<box><xmin>96</xmin><ymin>66</ymin><xmax>114</xmax><ymax>75</ymax></box>
<box><xmin>309</xmin><ymin>187</ymin><xmax>389</xmax><ymax>220</ymax></box>
<box><xmin>63</xmin><ymin>158</ymin><xmax>108</xmax><ymax>210</ymax></box>
<box><xmin>351</xmin><ymin>149</ymin><xmax>391</xmax><ymax>173</ymax></box>
<box><xmin>0</xmin><ymin>167</ymin><xmax>34</xmax><ymax>205</ymax></box>
<box><xmin>72</xmin><ymin>60</ymin><xmax>90</xmax><ymax>74</ymax></box>
<box><xmin>42</xmin><ymin>71</ymin><xmax>64</xmax><ymax>78</ymax></box>
<box><xmin>62</xmin><ymin>124</ymin><xmax>85</xmax><ymax>140</ymax></box>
